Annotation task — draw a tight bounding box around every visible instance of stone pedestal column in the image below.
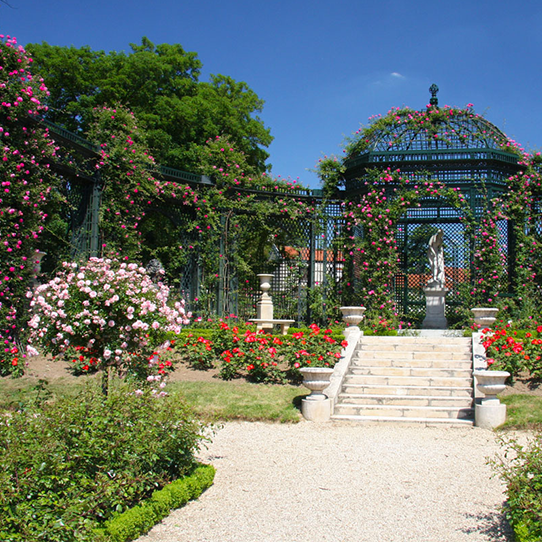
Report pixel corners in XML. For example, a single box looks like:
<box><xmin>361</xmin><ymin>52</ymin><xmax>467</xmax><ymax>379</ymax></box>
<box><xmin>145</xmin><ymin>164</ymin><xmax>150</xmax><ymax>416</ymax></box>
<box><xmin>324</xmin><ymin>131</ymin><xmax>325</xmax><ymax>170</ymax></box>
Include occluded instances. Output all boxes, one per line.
<box><xmin>256</xmin><ymin>273</ymin><xmax>274</xmax><ymax>321</ymax></box>
<box><xmin>422</xmin><ymin>286</ymin><xmax>448</xmax><ymax>329</ymax></box>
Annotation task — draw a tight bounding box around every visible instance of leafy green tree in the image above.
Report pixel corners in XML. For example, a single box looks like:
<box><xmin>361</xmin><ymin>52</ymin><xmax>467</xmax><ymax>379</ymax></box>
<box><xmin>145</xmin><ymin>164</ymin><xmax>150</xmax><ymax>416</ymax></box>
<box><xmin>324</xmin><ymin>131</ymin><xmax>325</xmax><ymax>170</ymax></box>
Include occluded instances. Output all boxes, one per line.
<box><xmin>26</xmin><ymin>38</ymin><xmax>273</xmax><ymax>173</ymax></box>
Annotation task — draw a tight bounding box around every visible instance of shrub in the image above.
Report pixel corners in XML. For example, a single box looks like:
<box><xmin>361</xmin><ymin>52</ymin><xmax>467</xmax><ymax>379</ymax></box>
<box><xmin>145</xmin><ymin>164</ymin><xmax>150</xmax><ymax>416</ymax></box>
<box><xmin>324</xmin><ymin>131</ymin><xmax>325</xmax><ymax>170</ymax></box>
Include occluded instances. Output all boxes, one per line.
<box><xmin>0</xmin><ymin>36</ymin><xmax>59</xmax><ymax>377</ymax></box>
<box><xmin>176</xmin><ymin>322</ymin><xmax>347</xmax><ymax>383</ymax></box>
<box><xmin>27</xmin><ymin>258</ymin><xmax>189</xmax><ymax>391</ymax></box>
<box><xmin>492</xmin><ymin>433</ymin><xmax>542</xmax><ymax>542</ymax></box>
<box><xmin>482</xmin><ymin>322</ymin><xmax>542</xmax><ymax>377</ymax></box>
<box><xmin>94</xmin><ymin>464</ymin><xmax>215</xmax><ymax>542</ymax></box>
<box><xmin>0</xmin><ymin>380</ymin><xmax>208</xmax><ymax>542</ymax></box>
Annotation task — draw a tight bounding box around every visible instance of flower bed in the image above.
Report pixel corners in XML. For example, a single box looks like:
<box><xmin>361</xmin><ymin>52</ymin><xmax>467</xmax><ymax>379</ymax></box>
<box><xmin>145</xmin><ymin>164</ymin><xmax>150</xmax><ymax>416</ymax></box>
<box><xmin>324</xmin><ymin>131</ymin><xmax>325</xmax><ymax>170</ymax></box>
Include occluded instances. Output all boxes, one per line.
<box><xmin>482</xmin><ymin>321</ymin><xmax>542</xmax><ymax>377</ymax></box>
<box><xmin>177</xmin><ymin>321</ymin><xmax>347</xmax><ymax>384</ymax></box>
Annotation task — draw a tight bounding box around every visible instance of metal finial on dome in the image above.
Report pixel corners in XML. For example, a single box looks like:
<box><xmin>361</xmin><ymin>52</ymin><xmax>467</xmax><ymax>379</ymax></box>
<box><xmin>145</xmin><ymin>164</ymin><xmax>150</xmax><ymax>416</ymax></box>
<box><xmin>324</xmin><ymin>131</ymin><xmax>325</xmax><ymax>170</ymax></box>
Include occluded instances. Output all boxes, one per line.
<box><xmin>429</xmin><ymin>84</ymin><xmax>439</xmax><ymax>107</ymax></box>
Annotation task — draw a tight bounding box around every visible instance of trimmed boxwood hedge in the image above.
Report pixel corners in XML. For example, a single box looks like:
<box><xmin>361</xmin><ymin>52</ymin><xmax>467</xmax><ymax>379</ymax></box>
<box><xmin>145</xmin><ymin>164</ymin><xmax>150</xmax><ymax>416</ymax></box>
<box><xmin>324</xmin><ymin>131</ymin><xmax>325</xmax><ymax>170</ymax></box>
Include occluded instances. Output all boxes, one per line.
<box><xmin>93</xmin><ymin>464</ymin><xmax>216</xmax><ymax>542</ymax></box>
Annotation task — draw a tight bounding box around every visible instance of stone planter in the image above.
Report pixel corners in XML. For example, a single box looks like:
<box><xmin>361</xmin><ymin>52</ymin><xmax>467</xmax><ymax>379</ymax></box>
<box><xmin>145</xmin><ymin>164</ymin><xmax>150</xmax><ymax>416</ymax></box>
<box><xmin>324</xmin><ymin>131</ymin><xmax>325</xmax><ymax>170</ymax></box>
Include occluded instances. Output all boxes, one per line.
<box><xmin>299</xmin><ymin>367</ymin><xmax>334</xmax><ymax>422</ymax></box>
<box><xmin>299</xmin><ymin>367</ymin><xmax>334</xmax><ymax>400</ymax></box>
<box><xmin>339</xmin><ymin>306</ymin><xmax>366</xmax><ymax>327</ymax></box>
<box><xmin>471</xmin><ymin>307</ymin><xmax>499</xmax><ymax>328</ymax></box>
<box><xmin>473</xmin><ymin>369</ymin><xmax>510</xmax><ymax>429</ymax></box>
<box><xmin>473</xmin><ymin>369</ymin><xmax>509</xmax><ymax>403</ymax></box>
<box><xmin>340</xmin><ymin>306</ymin><xmax>365</xmax><ymax>341</ymax></box>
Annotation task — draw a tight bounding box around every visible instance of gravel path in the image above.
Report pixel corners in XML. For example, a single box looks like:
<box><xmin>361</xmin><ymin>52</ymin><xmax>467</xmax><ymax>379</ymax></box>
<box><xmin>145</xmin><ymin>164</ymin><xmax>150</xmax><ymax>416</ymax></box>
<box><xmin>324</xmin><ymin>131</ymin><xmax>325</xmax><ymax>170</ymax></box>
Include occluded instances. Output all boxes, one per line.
<box><xmin>137</xmin><ymin>421</ymin><xmax>513</xmax><ymax>542</ymax></box>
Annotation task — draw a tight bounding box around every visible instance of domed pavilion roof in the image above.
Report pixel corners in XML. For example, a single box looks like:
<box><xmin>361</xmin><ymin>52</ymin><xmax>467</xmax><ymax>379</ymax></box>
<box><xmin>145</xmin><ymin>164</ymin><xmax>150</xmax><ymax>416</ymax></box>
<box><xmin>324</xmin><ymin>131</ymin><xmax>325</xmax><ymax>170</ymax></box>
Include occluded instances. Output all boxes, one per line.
<box><xmin>343</xmin><ymin>85</ymin><xmax>522</xmax><ymax>194</ymax></box>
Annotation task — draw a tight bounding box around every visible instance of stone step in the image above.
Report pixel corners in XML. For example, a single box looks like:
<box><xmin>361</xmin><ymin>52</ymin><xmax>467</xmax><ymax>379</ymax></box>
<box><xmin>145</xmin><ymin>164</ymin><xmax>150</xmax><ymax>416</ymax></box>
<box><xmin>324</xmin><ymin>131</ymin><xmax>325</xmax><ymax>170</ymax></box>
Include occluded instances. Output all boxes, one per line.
<box><xmin>360</xmin><ymin>336</ymin><xmax>471</xmax><ymax>346</ymax></box>
<box><xmin>356</xmin><ymin>351</ymin><xmax>471</xmax><ymax>361</ymax></box>
<box><xmin>333</xmin><ymin>403</ymin><xmax>474</xmax><ymax>420</ymax></box>
<box><xmin>353</xmin><ymin>357</ymin><xmax>473</xmax><ymax>369</ymax></box>
<box><xmin>344</xmin><ymin>374</ymin><xmax>473</xmax><ymax>388</ymax></box>
<box><xmin>331</xmin><ymin>414</ymin><xmax>474</xmax><ymax>426</ymax></box>
<box><xmin>332</xmin><ymin>335</ymin><xmax>474</xmax><ymax>425</ymax></box>
<box><xmin>358</xmin><ymin>343</ymin><xmax>471</xmax><ymax>353</ymax></box>
<box><xmin>350</xmin><ymin>366</ymin><xmax>472</xmax><ymax>378</ymax></box>
<box><xmin>341</xmin><ymin>383</ymin><xmax>473</xmax><ymax>397</ymax></box>
<box><xmin>337</xmin><ymin>393</ymin><xmax>473</xmax><ymax>408</ymax></box>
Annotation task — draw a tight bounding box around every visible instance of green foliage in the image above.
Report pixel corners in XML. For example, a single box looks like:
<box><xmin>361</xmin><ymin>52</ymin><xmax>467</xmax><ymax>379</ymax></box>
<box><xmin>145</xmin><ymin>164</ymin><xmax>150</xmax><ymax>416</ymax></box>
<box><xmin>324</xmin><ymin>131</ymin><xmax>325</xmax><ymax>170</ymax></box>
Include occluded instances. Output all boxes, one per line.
<box><xmin>482</xmin><ymin>320</ymin><xmax>542</xmax><ymax>377</ymax></box>
<box><xmin>176</xmin><ymin>322</ymin><xmax>346</xmax><ymax>383</ymax></box>
<box><xmin>491</xmin><ymin>433</ymin><xmax>542</xmax><ymax>542</ymax></box>
<box><xmin>0</xmin><ymin>36</ymin><xmax>61</xmax><ymax>374</ymax></box>
<box><xmin>87</xmin><ymin>105</ymin><xmax>158</xmax><ymax>258</ymax></box>
<box><xmin>0</xmin><ymin>380</ymin><xmax>208</xmax><ymax>542</ymax></box>
<box><xmin>94</xmin><ymin>464</ymin><xmax>215</xmax><ymax>542</ymax></box>
<box><xmin>26</xmin><ymin>38</ymin><xmax>273</xmax><ymax>174</ymax></box>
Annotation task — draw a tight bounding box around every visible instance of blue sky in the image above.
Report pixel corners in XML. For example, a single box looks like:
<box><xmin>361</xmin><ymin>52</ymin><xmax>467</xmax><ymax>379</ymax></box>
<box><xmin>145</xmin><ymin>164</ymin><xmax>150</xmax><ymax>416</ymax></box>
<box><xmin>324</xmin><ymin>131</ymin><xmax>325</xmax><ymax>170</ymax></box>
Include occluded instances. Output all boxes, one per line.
<box><xmin>3</xmin><ymin>0</ymin><xmax>542</xmax><ymax>187</ymax></box>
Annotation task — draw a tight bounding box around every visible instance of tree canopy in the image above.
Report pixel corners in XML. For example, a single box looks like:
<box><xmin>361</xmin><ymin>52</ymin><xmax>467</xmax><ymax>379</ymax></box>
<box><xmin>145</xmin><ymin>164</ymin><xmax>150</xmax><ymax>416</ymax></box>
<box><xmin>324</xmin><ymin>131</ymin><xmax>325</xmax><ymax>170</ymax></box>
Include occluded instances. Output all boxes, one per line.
<box><xmin>26</xmin><ymin>37</ymin><xmax>273</xmax><ymax>173</ymax></box>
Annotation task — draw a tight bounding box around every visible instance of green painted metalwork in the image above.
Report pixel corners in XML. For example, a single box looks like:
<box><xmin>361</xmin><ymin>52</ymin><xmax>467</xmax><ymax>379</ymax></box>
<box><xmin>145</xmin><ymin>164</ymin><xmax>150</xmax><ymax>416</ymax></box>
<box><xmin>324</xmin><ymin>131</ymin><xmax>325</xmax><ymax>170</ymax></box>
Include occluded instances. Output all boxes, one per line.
<box><xmin>29</xmin><ymin>88</ymin><xmax>523</xmax><ymax>323</ymax></box>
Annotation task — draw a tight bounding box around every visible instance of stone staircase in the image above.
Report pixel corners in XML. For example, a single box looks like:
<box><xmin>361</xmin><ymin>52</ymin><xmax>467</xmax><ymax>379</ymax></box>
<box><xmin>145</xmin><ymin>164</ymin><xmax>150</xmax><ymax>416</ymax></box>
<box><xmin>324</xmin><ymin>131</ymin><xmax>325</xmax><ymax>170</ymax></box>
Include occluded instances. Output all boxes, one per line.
<box><xmin>331</xmin><ymin>335</ymin><xmax>474</xmax><ymax>425</ymax></box>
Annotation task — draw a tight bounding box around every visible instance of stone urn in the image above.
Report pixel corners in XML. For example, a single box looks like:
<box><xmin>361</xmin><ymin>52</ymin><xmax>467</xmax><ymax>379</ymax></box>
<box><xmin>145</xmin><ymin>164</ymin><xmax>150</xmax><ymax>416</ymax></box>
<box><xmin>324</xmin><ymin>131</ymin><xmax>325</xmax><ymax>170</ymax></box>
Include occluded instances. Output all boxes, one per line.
<box><xmin>471</xmin><ymin>308</ymin><xmax>499</xmax><ymax>328</ymax></box>
<box><xmin>473</xmin><ymin>369</ymin><xmax>510</xmax><ymax>429</ymax></box>
<box><xmin>257</xmin><ymin>273</ymin><xmax>274</xmax><ymax>294</ymax></box>
<box><xmin>340</xmin><ymin>306</ymin><xmax>365</xmax><ymax>341</ymax></box>
<box><xmin>340</xmin><ymin>306</ymin><xmax>366</xmax><ymax>327</ymax></box>
<box><xmin>299</xmin><ymin>367</ymin><xmax>334</xmax><ymax>400</ymax></box>
<box><xmin>473</xmin><ymin>369</ymin><xmax>510</xmax><ymax>403</ymax></box>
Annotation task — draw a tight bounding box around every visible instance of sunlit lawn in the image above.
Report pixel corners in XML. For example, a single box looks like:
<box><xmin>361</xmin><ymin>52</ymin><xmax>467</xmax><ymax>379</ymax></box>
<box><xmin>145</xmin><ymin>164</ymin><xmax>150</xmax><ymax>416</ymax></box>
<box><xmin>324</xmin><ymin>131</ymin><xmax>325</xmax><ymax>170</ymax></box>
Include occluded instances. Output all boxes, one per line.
<box><xmin>2</xmin><ymin>373</ymin><xmax>542</xmax><ymax>429</ymax></box>
<box><xmin>0</xmin><ymin>374</ymin><xmax>306</xmax><ymax>423</ymax></box>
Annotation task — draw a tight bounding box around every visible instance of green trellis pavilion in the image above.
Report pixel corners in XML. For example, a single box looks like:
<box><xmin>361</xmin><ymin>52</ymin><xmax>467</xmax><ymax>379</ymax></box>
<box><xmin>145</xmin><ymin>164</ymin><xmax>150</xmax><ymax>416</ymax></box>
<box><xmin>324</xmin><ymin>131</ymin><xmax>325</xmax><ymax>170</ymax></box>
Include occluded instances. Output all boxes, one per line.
<box><xmin>43</xmin><ymin>85</ymin><xmax>539</xmax><ymax>326</ymax></box>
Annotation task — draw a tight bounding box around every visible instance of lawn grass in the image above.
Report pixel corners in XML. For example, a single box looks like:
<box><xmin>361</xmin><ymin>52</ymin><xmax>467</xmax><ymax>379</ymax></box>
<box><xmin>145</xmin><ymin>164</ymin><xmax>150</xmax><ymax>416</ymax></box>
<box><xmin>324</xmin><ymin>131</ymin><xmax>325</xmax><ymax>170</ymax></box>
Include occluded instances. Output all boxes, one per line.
<box><xmin>500</xmin><ymin>394</ymin><xmax>542</xmax><ymax>430</ymax></box>
<box><xmin>0</xmin><ymin>374</ymin><xmax>306</xmax><ymax>423</ymax></box>
<box><xmin>2</xmin><ymin>373</ymin><xmax>542</xmax><ymax>428</ymax></box>
<box><xmin>168</xmin><ymin>380</ymin><xmax>304</xmax><ymax>423</ymax></box>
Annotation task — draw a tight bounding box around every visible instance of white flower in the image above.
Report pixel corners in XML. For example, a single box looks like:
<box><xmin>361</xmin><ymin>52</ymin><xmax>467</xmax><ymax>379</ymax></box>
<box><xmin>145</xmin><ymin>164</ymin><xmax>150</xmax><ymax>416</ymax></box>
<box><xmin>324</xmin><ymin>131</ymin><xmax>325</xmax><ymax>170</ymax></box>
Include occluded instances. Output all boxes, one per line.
<box><xmin>26</xmin><ymin>345</ymin><xmax>39</xmax><ymax>357</ymax></box>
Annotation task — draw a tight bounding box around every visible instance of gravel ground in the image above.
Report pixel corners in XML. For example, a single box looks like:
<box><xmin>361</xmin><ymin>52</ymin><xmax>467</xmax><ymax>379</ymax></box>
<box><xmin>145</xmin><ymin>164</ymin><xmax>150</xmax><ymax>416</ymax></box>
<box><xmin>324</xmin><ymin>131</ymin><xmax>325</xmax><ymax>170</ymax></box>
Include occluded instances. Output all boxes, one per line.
<box><xmin>137</xmin><ymin>421</ymin><xmax>513</xmax><ymax>542</ymax></box>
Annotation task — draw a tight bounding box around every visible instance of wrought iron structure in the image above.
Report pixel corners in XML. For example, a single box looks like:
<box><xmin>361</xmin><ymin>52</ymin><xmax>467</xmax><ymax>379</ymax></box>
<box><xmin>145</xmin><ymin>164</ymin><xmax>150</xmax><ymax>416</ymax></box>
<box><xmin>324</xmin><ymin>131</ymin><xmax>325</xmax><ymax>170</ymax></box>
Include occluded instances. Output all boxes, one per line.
<box><xmin>340</xmin><ymin>85</ymin><xmax>523</xmax><ymax>322</ymax></box>
<box><xmin>32</xmin><ymin>86</ymin><xmax>524</xmax><ymax>324</ymax></box>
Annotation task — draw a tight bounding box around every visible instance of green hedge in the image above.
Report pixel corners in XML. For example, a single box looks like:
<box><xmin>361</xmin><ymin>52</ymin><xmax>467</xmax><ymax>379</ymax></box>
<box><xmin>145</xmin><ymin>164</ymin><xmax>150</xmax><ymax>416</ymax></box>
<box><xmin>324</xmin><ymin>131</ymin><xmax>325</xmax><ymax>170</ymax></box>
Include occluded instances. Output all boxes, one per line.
<box><xmin>94</xmin><ymin>464</ymin><xmax>216</xmax><ymax>542</ymax></box>
<box><xmin>0</xmin><ymin>381</ymin><xmax>209</xmax><ymax>542</ymax></box>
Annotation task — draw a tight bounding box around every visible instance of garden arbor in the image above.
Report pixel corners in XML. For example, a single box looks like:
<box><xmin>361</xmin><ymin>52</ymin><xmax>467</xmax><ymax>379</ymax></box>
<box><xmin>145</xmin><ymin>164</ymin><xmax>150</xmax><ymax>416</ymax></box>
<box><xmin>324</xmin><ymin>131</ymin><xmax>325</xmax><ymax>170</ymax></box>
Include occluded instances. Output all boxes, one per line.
<box><xmin>27</xmin><ymin>86</ymin><xmax>539</xmax><ymax>328</ymax></box>
<box><xmin>325</xmin><ymin>86</ymin><xmax>526</xmax><ymax>325</ymax></box>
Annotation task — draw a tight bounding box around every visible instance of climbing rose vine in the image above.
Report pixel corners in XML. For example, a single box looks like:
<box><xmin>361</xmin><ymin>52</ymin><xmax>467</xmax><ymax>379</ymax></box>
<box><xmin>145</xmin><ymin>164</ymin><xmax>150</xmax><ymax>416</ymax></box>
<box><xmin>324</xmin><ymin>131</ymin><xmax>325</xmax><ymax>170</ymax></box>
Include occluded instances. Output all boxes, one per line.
<box><xmin>0</xmin><ymin>35</ymin><xmax>58</xmax><ymax>375</ymax></box>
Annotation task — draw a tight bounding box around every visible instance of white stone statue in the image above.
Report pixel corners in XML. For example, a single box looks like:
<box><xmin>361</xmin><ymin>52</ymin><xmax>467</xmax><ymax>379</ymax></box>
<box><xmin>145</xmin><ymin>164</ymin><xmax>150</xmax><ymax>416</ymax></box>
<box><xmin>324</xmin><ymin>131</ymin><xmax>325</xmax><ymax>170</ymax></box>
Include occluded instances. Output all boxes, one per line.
<box><xmin>427</xmin><ymin>229</ymin><xmax>445</xmax><ymax>288</ymax></box>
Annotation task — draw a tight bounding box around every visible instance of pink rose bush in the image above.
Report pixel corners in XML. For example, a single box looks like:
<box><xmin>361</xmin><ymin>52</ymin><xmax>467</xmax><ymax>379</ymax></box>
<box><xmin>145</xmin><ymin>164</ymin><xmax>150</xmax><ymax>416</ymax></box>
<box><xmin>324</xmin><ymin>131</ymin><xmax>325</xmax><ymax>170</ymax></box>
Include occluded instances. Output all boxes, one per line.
<box><xmin>27</xmin><ymin>258</ymin><xmax>189</xmax><ymax>390</ymax></box>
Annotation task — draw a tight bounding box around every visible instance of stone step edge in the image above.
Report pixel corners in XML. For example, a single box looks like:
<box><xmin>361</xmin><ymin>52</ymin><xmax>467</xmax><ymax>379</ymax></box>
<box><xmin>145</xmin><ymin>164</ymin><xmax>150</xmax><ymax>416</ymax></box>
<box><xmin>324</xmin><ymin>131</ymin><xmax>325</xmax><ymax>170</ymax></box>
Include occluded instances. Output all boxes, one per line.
<box><xmin>361</xmin><ymin>335</ymin><xmax>472</xmax><ymax>346</ymax></box>
<box><xmin>342</xmin><ymin>383</ymin><xmax>473</xmax><ymax>390</ymax></box>
<box><xmin>335</xmin><ymin>402</ymin><xmax>474</xmax><ymax>414</ymax></box>
<box><xmin>338</xmin><ymin>393</ymin><xmax>473</xmax><ymax>402</ymax></box>
<box><xmin>355</xmin><ymin>354</ymin><xmax>472</xmax><ymax>360</ymax></box>
<box><xmin>344</xmin><ymin>377</ymin><xmax>473</xmax><ymax>386</ymax></box>
<box><xmin>331</xmin><ymin>414</ymin><xmax>474</xmax><ymax>425</ymax></box>
<box><xmin>350</xmin><ymin>367</ymin><xmax>473</xmax><ymax>374</ymax></box>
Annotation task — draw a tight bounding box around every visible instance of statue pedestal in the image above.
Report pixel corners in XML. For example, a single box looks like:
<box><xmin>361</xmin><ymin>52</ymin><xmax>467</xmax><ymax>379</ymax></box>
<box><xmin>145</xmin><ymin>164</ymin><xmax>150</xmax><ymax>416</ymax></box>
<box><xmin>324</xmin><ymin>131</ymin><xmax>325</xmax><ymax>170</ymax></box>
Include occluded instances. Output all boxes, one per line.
<box><xmin>422</xmin><ymin>286</ymin><xmax>448</xmax><ymax>329</ymax></box>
